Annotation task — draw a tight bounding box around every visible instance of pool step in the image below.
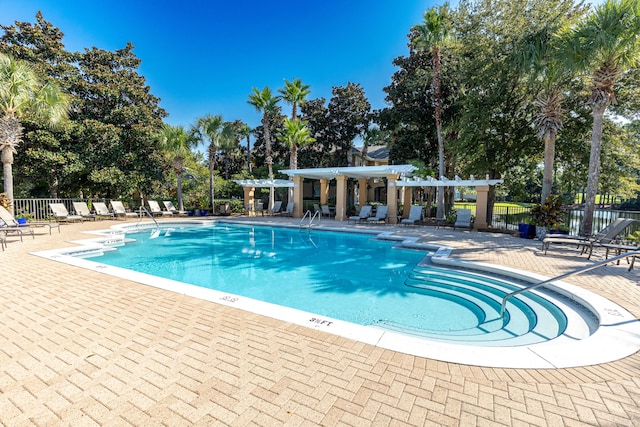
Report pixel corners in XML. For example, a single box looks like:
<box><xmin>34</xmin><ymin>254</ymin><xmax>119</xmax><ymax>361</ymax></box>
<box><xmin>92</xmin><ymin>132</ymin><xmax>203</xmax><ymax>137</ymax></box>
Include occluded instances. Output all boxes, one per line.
<box><xmin>379</xmin><ymin>266</ymin><xmax>569</xmax><ymax>346</ymax></box>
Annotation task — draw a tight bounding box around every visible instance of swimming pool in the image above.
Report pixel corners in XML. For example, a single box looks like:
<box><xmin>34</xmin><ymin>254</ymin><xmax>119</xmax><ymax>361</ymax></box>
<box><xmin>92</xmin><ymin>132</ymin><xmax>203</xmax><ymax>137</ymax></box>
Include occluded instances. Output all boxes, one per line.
<box><xmin>35</xmin><ymin>220</ymin><xmax>640</xmax><ymax>368</ymax></box>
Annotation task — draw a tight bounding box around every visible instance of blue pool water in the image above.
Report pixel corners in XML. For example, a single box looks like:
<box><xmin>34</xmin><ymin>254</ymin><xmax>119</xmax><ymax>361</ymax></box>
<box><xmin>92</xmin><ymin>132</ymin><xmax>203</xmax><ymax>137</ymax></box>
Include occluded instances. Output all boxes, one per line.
<box><xmin>94</xmin><ymin>223</ymin><xmax>567</xmax><ymax>345</ymax></box>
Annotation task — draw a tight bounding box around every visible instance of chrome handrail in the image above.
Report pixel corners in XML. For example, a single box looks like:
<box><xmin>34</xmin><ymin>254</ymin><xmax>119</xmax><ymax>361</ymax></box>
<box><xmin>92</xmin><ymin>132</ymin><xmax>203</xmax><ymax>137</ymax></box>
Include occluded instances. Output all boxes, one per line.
<box><xmin>299</xmin><ymin>210</ymin><xmax>321</xmax><ymax>229</ymax></box>
<box><xmin>500</xmin><ymin>250</ymin><xmax>640</xmax><ymax>317</ymax></box>
<box><xmin>138</xmin><ymin>206</ymin><xmax>160</xmax><ymax>230</ymax></box>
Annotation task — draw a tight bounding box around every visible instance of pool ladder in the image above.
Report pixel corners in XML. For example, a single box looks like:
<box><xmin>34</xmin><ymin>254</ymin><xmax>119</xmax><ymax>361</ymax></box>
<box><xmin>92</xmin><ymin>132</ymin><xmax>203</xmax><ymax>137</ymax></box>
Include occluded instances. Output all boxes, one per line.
<box><xmin>500</xmin><ymin>250</ymin><xmax>640</xmax><ymax>317</ymax></box>
<box><xmin>300</xmin><ymin>209</ymin><xmax>320</xmax><ymax>229</ymax></box>
<box><xmin>137</xmin><ymin>206</ymin><xmax>161</xmax><ymax>237</ymax></box>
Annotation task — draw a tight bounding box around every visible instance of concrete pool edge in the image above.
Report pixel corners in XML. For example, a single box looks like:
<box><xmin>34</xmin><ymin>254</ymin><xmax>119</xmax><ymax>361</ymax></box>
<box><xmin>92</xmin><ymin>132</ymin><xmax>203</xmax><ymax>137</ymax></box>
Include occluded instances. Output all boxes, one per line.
<box><xmin>32</xmin><ymin>220</ymin><xmax>640</xmax><ymax>369</ymax></box>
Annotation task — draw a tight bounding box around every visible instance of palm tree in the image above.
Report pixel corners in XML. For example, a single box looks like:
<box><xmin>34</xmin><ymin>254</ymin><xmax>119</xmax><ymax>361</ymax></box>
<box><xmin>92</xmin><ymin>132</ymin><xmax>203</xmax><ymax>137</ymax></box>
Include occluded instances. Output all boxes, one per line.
<box><xmin>194</xmin><ymin>114</ymin><xmax>234</xmax><ymax>210</ymax></box>
<box><xmin>560</xmin><ymin>0</ymin><xmax>640</xmax><ymax>236</ymax></box>
<box><xmin>235</xmin><ymin>122</ymin><xmax>252</xmax><ymax>172</ymax></box>
<box><xmin>248</xmin><ymin>87</ymin><xmax>280</xmax><ymax>209</ymax></box>
<box><xmin>279</xmin><ymin>78</ymin><xmax>310</xmax><ymax>121</ymax></box>
<box><xmin>161</xmin><ymin>124</ymin><xmax>198</xmax><ymax>211</ymax></box>
<box><xmin>518</xmin><ymin>11</ymin><xmax>580</xmax><ymax>204</ymax></box>
<box><xmin>277</xmin><ymin>118</ymin><xmax>315</xmax><ymax>170</ymax></box>
<box><xmin>0</xmin><ymin>53</ymin><xmax>69</xmax><ymax>213</ymax></box>
<box><xmin>412</xmin><ymin>4</ymin><xmax>452</xmax><ymax>221</ymax></box>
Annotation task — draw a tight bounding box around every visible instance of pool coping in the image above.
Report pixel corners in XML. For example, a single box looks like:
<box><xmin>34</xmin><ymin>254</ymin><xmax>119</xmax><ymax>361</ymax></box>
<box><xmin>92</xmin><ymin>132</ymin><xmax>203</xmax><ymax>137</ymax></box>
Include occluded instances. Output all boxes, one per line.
<box><xmin>32</xmin><ymin>219</ymin><xmax>640</xmax><ymax>369</ymax></box>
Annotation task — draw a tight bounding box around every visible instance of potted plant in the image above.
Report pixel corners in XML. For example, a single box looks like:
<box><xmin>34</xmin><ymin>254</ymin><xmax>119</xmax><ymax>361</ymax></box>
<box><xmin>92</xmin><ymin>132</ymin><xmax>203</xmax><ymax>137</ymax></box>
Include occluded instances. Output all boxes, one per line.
<box><xmin>518</xmin><ymin>218</ymin><xmax>536</xmax><ymax>239</ymax></box>
<box><xmin>530</xmin><ymin>195</ymin><xmax>565</xmax><ymax>240</ymax></box>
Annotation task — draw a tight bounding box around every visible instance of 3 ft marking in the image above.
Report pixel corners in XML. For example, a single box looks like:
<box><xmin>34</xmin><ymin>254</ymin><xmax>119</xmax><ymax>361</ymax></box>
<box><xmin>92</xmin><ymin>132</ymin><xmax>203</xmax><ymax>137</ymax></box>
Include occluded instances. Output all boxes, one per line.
<box><xmin>310</xmin><ymin>317</ymin><xmax>333</xmax><ymax>327</ymax></box>
<box><xmin>220</xmin><ymin>295</ymin><xmax>238</xmax><ymax>303</ymax></box>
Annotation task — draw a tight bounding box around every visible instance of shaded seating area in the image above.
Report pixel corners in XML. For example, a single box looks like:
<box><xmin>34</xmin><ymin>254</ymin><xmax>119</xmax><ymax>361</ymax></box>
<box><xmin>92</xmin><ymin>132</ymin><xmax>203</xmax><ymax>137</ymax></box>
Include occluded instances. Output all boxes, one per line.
<box><xmin>283</xmin><ymin>202</ymin><xmax>294</xmax><ymax>217</ymax></box>
<box><xmin>49</xmin><ymin>203</ymin><xmax>83</xmax><ymax>223</ymax></box>
<box><xmin>110</xmin><ymin>200</ymin><xmax>139</xmax><ymax>220</ymax></box>
<box><xmin>72</xmin><ymin>201</ymin><xmax>97</xmax><ymax>221</ymax></box>
<box><xmin>348</xmin><ymin>205</ymin><xmax>372</xmax><ymax>224</ymax></box>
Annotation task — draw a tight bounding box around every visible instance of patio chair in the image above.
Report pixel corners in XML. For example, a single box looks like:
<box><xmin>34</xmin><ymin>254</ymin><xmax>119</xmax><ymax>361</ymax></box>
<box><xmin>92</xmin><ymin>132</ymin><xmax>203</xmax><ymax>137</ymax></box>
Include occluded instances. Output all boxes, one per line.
<box><xmin>542</xmin><ymin>218</ymin><xmax>636</xmax><ymax>258</ymax></box>
<box><xmin>453</xmin><ymin>208</ymin><xmax>473</xmax><ymax>230</ymax></box>
<box><xmin>0</xmin><ymin>205</ymin><xmax>60</xmax><ymax>236</ymax></box>
<box><xmin>148</xmin><ymin>200</ymin><xmax>173</xmax><ymax>216</ymax></box>
<box><xmin>163</xmin><ymin>200</ymin><xmax>188</xmax><ymax>216</ymax></box>
<box><xmin>348</xmin><ymin>205</ymin><xmax>372</xmax><ymax>224</ymax></box>
<box><xmin>93</xmin><ymin>202</ymin><xmax>116</xmax><ymax>220</ymax></box>
<box><xmin>49</xmin><ymin>203</ymin><xmax>83</xmax><ymax>223</ymax></box>
<box><xmin>0</xmin><ymin>206</ymin><xmax>34</xmax><ymax>241</ymax></box>
<box><xmin>283</xmin><ymin>201</ymin><xmax>294</xmax><ymax>217</ymax></box>
<box><xmin>110</xmin><ymin>200</ymin><xmax>139</xmax><ymax>220</ymax></box>
<box><xmin>321</xmin><ymin>204</ymin><xmax>333</xmax><ymax>218</ymax></box>
<box><xmin>269</xmin><ymin>201</ymin><xmax>283</xmax><ymax>215</ymax></box>
<box><xmin>367</xmin><ymin>205</ymin><xmax>388</xmax><ymax>224</ymax></box>
<box><xmin>72</xmin><ymin>201</ymin><xmax>97</xmax><ymax>221</ymax></box>
<box><xmin>401</xmin><ymin>205</ymin><xmax>423</xmax><ymax>225</ymax></box>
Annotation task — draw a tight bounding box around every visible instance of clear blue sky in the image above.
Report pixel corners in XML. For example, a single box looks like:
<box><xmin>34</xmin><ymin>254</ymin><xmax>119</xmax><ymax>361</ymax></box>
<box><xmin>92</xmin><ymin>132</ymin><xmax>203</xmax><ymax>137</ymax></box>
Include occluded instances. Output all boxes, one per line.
<box><xmin>1</xmin><ymin>0</ymin><xmax>439</xmax><ymax>130</ymax></box>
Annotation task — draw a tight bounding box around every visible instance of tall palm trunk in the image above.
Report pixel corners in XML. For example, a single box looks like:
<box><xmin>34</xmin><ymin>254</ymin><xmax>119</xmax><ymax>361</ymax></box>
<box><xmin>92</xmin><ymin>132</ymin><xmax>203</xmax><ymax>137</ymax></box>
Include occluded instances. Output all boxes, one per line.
<box><xmin>433</xmin><ymin>47</ymin><xmax>446</xmax><ymax>221</ymax></box>
<box><xmin>0</xmin><ymin>115</ymin><xmax>21</xmax><ymax>214</ymax></box>
<box><xmin>541</xmin><ymin>133</ymin><xmax>556</xmax><ymax>203</ymax></box>
<box><xmin>582</xmin><ymin>105</ymin><xmax>606</xmax><ymax>237</ymax></box>
<box><xmin>209</xmin><ymin>146</ymin><xmax>216</xmax><ymax>211</ymax></box>
<box><xmin>1</xmin><ymin>150</ymin><xmax>14</xmax><ymax>212</ymax></box>
<box><xmin>174</xmin><ymin>158</ymin><xmax>185</xmax><ymax>211</ymax></box>
<box><xmin>263</xmin><ymin>116</ymin><xmax>274</xmax><ymax>210</ymax></box>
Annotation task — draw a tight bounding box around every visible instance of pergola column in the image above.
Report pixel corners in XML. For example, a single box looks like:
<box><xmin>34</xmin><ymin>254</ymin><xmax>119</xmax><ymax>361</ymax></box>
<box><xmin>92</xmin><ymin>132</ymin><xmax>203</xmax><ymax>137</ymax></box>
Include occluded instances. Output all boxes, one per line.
<box><xmin>474</xmin><ymin>185</ymin><xmax>489</xmax><ymax>229</ymax></box>
<box><xmin>386</xmin><ymin>174</ymin><xmax>399</xmax><ymax>224</ymax></box>
<box><xmin>335</xmin><ymin>175</ymin><xmax>348</xmax><ymax>221</ymax></box>
<box><xmin>243</xmin><ymin>187</ymin><xmax>255</xmax><ymax>216</ymax></box>
<box><xmin>357</xmin><ymin>178</ymin><xmax>368</xmax><ymax>207</ymax></box>
<box><xmin>293</xmin><ymin>176</ymin><xmax>304</xmax><ymax>218</ymax></box>
<box><xmin>402</xmin><ymin>186</ymin><xmax>413</xmax><ymax>218</ymax></box>
<box><xmin>320</xmin><ymin>179</ymin><xmax>329</xmax><ymax>205</ymax></box>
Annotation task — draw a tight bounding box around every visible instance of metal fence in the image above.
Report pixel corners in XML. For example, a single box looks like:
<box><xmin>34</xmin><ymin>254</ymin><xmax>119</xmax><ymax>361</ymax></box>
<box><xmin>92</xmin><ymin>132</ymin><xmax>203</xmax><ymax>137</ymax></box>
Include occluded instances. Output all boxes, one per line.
<box><xmin>13</xmin><ymin>198</ymin><xmax>140</xmax><ymax>221</ymax></box>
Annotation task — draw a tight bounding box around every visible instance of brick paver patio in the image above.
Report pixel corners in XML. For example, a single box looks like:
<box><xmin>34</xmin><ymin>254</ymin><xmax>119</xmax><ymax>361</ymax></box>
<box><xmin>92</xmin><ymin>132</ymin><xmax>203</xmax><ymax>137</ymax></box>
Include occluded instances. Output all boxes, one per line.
<box><xmin>1</xmin><ymin>217</ymin><xmax>639</xmax><ymax>426</ymax></box>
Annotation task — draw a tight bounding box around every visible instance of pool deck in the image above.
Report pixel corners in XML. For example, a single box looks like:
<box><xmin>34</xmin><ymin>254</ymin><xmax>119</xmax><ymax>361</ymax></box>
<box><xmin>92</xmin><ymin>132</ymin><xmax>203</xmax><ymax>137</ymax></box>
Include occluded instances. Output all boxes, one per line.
<box><xmin>2</xmin><ymin>216</ymin><xmax>640</xmax><ymax>426</ymax></box>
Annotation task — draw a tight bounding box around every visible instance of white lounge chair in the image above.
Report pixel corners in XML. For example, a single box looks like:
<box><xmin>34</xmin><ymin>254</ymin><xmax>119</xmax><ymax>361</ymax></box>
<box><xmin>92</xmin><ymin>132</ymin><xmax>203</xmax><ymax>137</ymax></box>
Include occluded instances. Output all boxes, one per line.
<box><xmin>453</xmin><ymin>208</ymin><xmax>472</xmax><ymax>230</ymax></box>
<box><xmin>163</xmin><ymin>200</ymin><xmax>188</xmax><ymax>216</ymax></box>
<box><xmin>348</xmin><ymin>205</ymin><xmax>372</xmax><ymax>223</ymax></box>
<box><xmin>148</xmin><ymin>200</ymin><xmax>173</xmax><ymax>216</ymax></box>
<box><xmin>72</xmin><ymin>201</ymin><xmax>97</xmax><ymax>221</ymax></box>
<box><xmin>401</xmin><ymin>205</ymin><xmax>423</xmax><ymax>225</ymax></box>
<box><xmin>49</xmin><ymin>203</ymin><xmax>83</xmax><ymax>223</ymax></box>
<box><xmin>110</xmin><ymin>200</ymin><xmax>139</xmax><ymax>220</ymax></box>
<box><xmin>367</xmin><ymin>205</ymin><xmax>388</xmax><ymax>224</ymax></box>
<box><xmin>0</xmin><ymin>205</ymin><xmax>60</xmax><ymax>236</ymax></box>
<box><xmin>93</xmin><ymin>202</ymin><xmax>116</xmax><ymax>220</ymax></box>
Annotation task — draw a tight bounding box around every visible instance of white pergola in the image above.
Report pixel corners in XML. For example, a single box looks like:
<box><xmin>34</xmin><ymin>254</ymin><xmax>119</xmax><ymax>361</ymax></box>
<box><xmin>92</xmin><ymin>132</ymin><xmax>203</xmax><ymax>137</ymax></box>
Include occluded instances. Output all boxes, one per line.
<box><xmin>236</xmin><ymin>166</ymin><xmax>503</xmax><ymax>227</ymax></box>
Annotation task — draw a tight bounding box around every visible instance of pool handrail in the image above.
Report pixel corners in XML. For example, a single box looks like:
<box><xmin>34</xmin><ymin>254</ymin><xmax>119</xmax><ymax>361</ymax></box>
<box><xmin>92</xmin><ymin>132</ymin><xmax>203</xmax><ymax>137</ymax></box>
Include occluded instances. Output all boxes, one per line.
<box><xmin>300</xmin><ymin>209</ymin><xmax>320</xmax><ymax>228</ymax></box>
<box><xmin>500</xmin><ymin>250</ymin><xmax>640</xmax><ymax>317</ymax></box>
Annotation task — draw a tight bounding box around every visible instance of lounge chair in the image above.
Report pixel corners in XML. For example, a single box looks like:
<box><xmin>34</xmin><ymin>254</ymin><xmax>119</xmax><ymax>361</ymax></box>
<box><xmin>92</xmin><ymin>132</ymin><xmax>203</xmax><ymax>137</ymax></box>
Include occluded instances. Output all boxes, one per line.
<box><xmin>348</xmin><ymin>205</ymin><xmax>372</xmax><ymax>224</ymax></box>
<box><xmin>92</xmin><ymin>202</ymin><xmax>115</xmax><ymax>220</ymax></box>
<box><xmin>163</xmin><ymin>200</ymin><xmax>188</xmax><ymax>216</ymax></box>
<box><xmin>367</xmin><ymin>205</ymin><xmax>388</xmax><ymax>224</ymax></box>
<box><xmin>0</xmin><ymin>205</ymin><xmax>60</xmax><ymax>236</ymax></box>
<box><xmin>110</xmin><ymin>200</ymin><xmax>139</xmax><ymax>220</ymax></box>
<box><xmin>401</xmin><ymin>205</ymin><xmax>423</xmax><ymax>225</ymax></box>
<box><xmin>542</xmin><ymin>218</ymin><xmax>636</xmax><ymax>258</ymax></box>
<box><xmin>49</xmin><ymin>203</ymin><xmax>83</xmax><ymax>223</ymax></box>
<box><xmin>320</xmin><ymin>204</ymin><xmax>333</xmax><ymax>218</ymax></box>
<box><xmin>270</xmin><ymin>201</ymin><xmax>283</xmax><ymax>215</ymax></box>
<box><xmin>453</xmin><ymin>208</ymin><xmax>472</xmax><ymax>230</ymax></box>
<box><xmin>148</xmin><ymin>200</ymin><xmax>173</xmax><ymax>216</ymax></box>
<box><xmin>283</xmin><ymin>201</ymin><xmax>294</xmax><ymax>217</ymax></box>
<box><xmin>72</xmin><ymin>201</ymin><xmax>97</xmax><ymax>221</ymax></box>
